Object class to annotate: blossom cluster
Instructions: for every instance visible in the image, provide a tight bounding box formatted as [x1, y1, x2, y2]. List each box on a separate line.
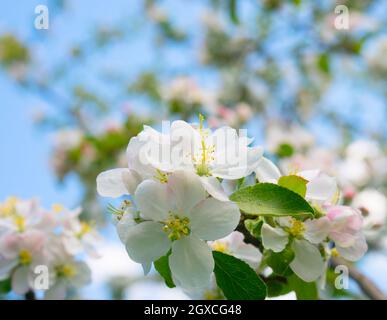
[0, 197, 100, 299]
[97, 117, 369, 296]
[265, 122, 387, 242]
[255, 157, 367, 282]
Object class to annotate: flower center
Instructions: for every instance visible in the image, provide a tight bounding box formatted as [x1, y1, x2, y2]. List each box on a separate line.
[14, 215, 26, 232]
[211, 241, 228, 253]
[288, 219, 305, 237]
[57, 264, 76, 278]
[154, 169, 168, 183]
[193, 114, 214, 177]
[52, 203, 64, 213]
[1, 197, 18, 216]
[330, 248, 340, 258]
[19, 249, 32, 265]
[162, 215, 190, 241]
[76, 221, 93, 239]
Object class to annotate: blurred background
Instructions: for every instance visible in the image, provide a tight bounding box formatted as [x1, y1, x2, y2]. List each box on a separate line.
[0, 0, 386, 299]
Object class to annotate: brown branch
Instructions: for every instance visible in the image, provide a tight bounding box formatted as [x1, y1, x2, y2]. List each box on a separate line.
[331, 258, 386, 300]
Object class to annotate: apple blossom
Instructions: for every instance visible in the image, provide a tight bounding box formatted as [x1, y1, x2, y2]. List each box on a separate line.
[97, 118, 370, 299]
[0, 197, 98, 299]
[352, 189, 387, 240]
[325, 205, 368, 261]
[97, 117, 263, 201]
[261, 218, 327, 282]
[110, 170, 240, 290]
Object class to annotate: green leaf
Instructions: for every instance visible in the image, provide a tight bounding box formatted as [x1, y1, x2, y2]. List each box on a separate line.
[0, 278, 11, 294]
[266, 246, 295, 276]
[230, 183, 315, 217]
[317, 53, 330, 75]
[288, 274, 318, 300]
[276, 143, 294, 158]
[213, 251, 267, 300]
[236, 177, 245, 190]
[154, 253, 175, 288]
[292, 0, 302, 6]
[265, 276, 292, 298]
[278, 175, 308, 197]
[229, 0, 239, 24]
[244, 218, 263, 238]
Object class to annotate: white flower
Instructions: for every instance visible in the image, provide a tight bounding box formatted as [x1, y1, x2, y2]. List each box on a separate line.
[265, 121, 314, 155]
[351, 189, 387, 239]
[97, 118, 263, 201]
[0, 230, 46, 294]
[119, 170, 240, 290]
[52, 129, 83, 151]
[61, 211, 102, 258]
[260, 218, 327, 282]
[325, 205, 368, 261]
[0, 198, 98, 299]
[45, 259, 91, 300]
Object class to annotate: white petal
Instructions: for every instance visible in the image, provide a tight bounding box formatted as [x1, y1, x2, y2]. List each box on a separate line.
[297, 170, 320, 181]
[142, 262, 152, 276]
[12, 266, 30, 295]
[62, 236, 82, 256]
[116, 211, 136, 243]
[169, 235, 214, 289]
[122, 169, 142, 194]
[261, 223, 289, 252]
[96, 168, 133, 198]
[305, 173, 337, 202]
[126, 135, 156, 178]
[135, 180, 170, 221]
[124, 221, 171, 264]
[290, 239, 324, 282]
[0, 258, 18, 280]
[71, 261, 91, 287]
[168, 171, 206, 214]
[190, 198, 240, 240]
[255, 157, 281, 183]
[210, 146, 263, 180]
[337, 235, 368, 261]
[199, 176, 229, 202]
[304, 217, 331, 244]
[227, 232, 263, 269]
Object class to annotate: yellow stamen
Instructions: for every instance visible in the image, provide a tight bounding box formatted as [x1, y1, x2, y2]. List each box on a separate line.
[19, 249, 32, 265]
[162, 216, 190, 241]
[0, 196, 18, 216]
[288, 219, 305, 237]
[52, 203, 64, 213]
[154, 169, 168, 183]
[288, 165, 300, 176]
[76, 221, 92, 238]
[331, 248, 340, 258]
[14, 215, 26, 232]
[211, 241, 228, 253]
[57, 264, 76, 278]
[195, 114, 213, 176]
